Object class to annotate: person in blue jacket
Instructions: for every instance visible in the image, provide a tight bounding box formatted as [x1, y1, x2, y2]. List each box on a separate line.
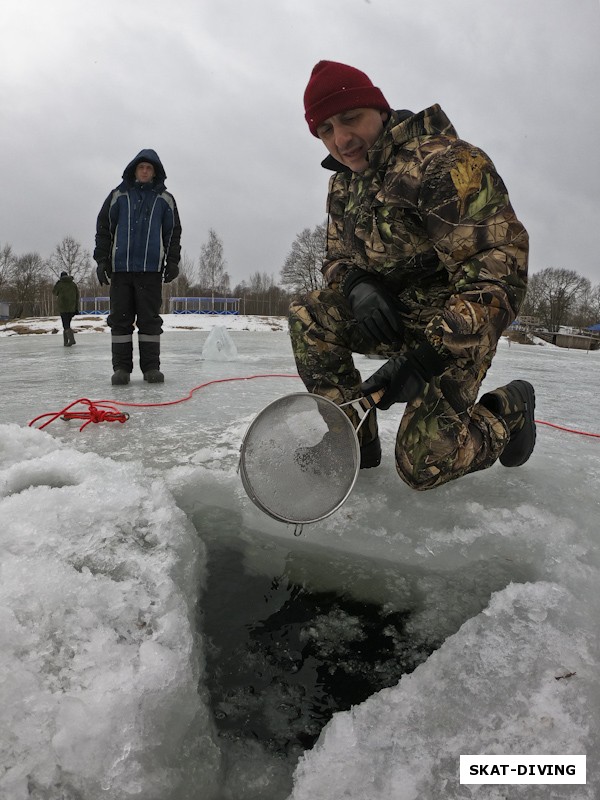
[94, 149, 182, 385]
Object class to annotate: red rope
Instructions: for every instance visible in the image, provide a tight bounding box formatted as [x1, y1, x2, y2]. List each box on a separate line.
[535, 419, 600, 439]
[94, 374, 299, 410]
[29, 398, 130, 432]
[27, 374, 600, 440]
[28, 374, 299, 432]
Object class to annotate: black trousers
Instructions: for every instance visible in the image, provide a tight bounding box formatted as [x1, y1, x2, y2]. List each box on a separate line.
[108, 272, 163, 372]
[60, 312, 76, 330]
[108, 272, 163, 335]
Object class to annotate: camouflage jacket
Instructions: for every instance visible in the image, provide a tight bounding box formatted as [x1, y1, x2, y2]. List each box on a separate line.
[322, 105, 529, 362]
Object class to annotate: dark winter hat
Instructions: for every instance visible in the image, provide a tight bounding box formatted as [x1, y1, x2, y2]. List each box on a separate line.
[304, 61, 391, 137]
[60, 271, 68, 277]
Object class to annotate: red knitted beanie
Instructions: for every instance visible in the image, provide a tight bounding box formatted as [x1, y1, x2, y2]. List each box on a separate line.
[304, 61, 391, 137]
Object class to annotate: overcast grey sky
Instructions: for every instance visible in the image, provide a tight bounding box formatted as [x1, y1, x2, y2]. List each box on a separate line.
[1, 0, 599, 288]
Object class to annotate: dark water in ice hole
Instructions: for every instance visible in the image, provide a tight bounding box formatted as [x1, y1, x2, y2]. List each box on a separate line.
[197, 529, 446, 797]
[192, 504, 534, 800]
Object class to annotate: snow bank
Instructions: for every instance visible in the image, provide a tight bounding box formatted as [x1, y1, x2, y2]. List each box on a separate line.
[0, 424, 220, 800]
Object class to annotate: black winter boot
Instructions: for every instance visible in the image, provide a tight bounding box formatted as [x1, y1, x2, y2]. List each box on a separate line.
[357, 403, 381, 468]
[111, 336, 134, 374]
[139, 336, 163, 382]
[63, 330, 71, 347]
[143, 369, 164, 383]
[296, 431, 382, 473]
[111, 369, 130, 386]
[360, 436, 381, 469]
[111, 336, 133, 385]
[67, 329, 76, 346]
[295, 432, 337, 475]
[480, 380, 536, 467]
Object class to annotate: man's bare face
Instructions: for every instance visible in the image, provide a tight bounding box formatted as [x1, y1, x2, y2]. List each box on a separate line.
[316, 108, 387, 172]
[135, 162, 155, 183]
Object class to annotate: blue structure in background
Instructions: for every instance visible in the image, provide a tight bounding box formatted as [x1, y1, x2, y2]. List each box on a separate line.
[80, 297, 110, 315]
[79, 296, 241, 316]
[169, 297, 240, 315]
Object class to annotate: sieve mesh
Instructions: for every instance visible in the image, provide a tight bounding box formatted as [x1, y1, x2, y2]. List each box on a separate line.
[239, 393, 360, 524]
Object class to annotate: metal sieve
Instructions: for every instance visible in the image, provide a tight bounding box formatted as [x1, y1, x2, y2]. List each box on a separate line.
[239, 391, 380, 530]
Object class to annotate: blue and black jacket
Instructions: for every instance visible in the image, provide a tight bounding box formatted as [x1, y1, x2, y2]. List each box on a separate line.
[94, 149, 182, 274]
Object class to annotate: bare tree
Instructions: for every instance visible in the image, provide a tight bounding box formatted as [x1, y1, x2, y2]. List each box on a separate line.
[588, 285, 600, 323]
[198, 229, 230, 308]
[179, 251, 197, 288]
[47, 236, 92, 283]
[0, 243, 14, 291]
[248, 271, 275, 294]
[280, 221, 327, 294]
[7, 252, 47, 317]
[525, 268, 591, 331]
[231, 272, 291, 316]
[162, 251, 195, 307]
[572, 282, 600, 328]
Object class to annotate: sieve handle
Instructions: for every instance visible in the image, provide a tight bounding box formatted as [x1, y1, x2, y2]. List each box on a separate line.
[358, 389, 385, 411]
[339, 389, 385, 434]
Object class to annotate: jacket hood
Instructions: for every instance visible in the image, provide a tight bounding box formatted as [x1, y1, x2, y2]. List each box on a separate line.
[122, 149, 167, 188]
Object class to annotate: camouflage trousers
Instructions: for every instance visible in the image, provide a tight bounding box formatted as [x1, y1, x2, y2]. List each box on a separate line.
[289, 288, 509, 491]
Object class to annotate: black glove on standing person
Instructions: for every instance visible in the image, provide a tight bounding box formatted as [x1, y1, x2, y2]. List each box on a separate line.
[163, 262, 179, 283]
[341, 269, 408, 346]
[360, 343, 448, 409]
[96, 262, 111, 286]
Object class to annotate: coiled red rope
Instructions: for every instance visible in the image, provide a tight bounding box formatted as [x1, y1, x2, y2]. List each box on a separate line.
[28, 373, 600, 439]
[29, 399, 131, 432]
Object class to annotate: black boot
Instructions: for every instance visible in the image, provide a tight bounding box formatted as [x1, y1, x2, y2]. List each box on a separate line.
[296, 432, 381, 473]
[67, 328, 76, 346]
[139, 336, 163, 383]
[295, 432, 337, 475]
[111, 370, 130, 386]
[356, 404, 381, 469]
[111, 335, 133, 385]
[480, 380, 536, 467]
[63, 330, 71, 347]
[360, 436, 382, 469]
[143, 369, 164, 383]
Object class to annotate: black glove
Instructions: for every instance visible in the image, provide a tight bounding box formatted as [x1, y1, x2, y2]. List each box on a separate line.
[341, 269, 407, 346]
[360, 343, 448, 410]
[96, 262, 111, 286]
[163, 262, 179, 283]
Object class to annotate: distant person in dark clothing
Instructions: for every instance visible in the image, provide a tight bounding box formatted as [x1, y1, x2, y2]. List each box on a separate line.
[52, 271, 79, 347]
[93, 148, 182, 385]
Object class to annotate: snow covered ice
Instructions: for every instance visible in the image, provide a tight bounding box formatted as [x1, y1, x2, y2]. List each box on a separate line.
[1, 315, 599, 800]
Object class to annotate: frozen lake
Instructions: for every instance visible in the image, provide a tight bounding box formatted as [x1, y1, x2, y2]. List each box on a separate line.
[1, 323, 599, 799]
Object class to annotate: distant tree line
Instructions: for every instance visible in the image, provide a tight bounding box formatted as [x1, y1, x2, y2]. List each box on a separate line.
[279, 225, 600, 332]
[520, 268, 600, 332]
[0, 230, 295, 319]
[0, 238, 93, 319]
[1, 227, 598, 330]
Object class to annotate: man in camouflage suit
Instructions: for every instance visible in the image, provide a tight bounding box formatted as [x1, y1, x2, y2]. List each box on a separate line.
[289, 60, 535, 490]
